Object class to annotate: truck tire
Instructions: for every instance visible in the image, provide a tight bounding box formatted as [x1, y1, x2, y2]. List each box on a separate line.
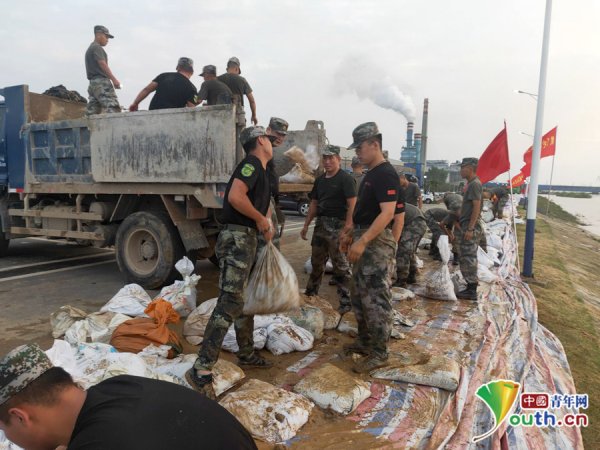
[115, 211, 184, 289]
[298, 201, 310, 217]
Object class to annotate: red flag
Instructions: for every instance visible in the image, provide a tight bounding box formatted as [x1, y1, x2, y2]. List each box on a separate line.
[522, 127, 558, 165]
[476, 125, 510, 184]
[511, 171, 527, 187]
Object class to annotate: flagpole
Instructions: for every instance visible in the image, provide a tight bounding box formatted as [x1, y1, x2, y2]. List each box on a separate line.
[545, 154, 556, 215]
[508, 171, 521, 273]
[523, 0, 552, 278]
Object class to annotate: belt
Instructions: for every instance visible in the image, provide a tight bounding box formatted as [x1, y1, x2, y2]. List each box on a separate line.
[354, 223, 392, 230]
[224, 224, 257, 234]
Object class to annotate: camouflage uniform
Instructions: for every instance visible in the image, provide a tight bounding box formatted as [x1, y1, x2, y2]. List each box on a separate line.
[195, 227, 265, 371]
[455, 222, 484, 284]
[350, 229, 397, 358]
[395, 214, 427, 282]
[0, 344, 54, 405]
[258, 198, 280, 249]
[86, 77, 120, 115]
[305, 216, 352, 308]
[424, 208, 448, 254]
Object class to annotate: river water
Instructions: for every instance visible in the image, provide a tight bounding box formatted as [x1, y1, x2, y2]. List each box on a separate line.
[547, 194, 600, 237]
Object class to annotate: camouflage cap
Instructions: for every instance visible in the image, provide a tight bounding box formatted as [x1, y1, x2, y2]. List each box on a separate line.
[0, 344, 53, 406]
[461, 157, 479, 167]
[94, 25, 114, 39]
[268, 117, 289, 135]
[227, 56, 241, 74]
[322, 145, 341, 156]
[348, 122, 381, 149]
[200, 64, 216, 76]
[351, 156, 361, 166]
[239, 126, 270, 146]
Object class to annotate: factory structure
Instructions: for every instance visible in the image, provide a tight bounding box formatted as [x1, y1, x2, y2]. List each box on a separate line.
[400, 99, 429, 186]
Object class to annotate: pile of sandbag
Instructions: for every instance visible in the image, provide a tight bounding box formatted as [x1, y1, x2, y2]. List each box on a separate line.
[280, 146, 319, 184]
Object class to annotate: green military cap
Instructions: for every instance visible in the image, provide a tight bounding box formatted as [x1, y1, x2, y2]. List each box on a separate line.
[227, 56, 241, 74]
[239, 126, 273, 146]
[0, 344, 54, 405]
[322, 145, 341, 156]
[200, 64, 216, 76]
[268, 117, 289, 135]
[94, 25, 114, 39]
[348, 122, 381, 149]
[177, 57, 194, 69]
[351, 156, 361, 166]
[461, 157, 479, 167]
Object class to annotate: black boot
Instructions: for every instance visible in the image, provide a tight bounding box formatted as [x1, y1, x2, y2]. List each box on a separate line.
[452, 252, 460, 266]
[457, 283, 478, 300]
[406, 270, 417, 284]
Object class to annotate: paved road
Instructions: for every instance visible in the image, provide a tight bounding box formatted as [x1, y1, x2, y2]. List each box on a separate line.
[0, 214, 310, 354]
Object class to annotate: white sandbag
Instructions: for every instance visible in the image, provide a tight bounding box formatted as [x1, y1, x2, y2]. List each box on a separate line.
[486, 233, 503, 250]
[212, 359, 246, 396]
[45, 339, 81, 378]
[415, 256, 424, 269]
[370, 354, 461, 392]
[418, 237, 432, 249]
[284, 304, 325, 340]
[293, 363, 371, 415]
[477, 246, 495, 268]
[486, 247, 502, 266]
[222, 327, 268, 353]
[337, 313, 358, 337]
[100, 283, 151, 316]
[64, 320, 89, 345]
[244, 242, 301, 315]
[304, 144, 320, 171]
[220, 379, 314, 443]
[303, 257, 334, 274]
[50, 305, 87, 338]
[279, 163, 315, 184]
[154, 256, 200, 317]
[86, 312, 131, 343]
[478, 264, 499, 284]
[392, 286, 415, 301]
[265, 323, 314, 355]
[301, 294, 341, 329]
[183, 298, 218, 345]
[422, 236, 457, 301]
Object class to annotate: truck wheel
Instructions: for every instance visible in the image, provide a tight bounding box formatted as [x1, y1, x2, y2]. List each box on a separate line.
[0, 233, 9, 257]
[115, 211, 184, 289]
[298, 201, 310, 217]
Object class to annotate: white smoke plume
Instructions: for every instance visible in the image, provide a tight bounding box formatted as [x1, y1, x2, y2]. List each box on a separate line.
[334, 54, 416, 122]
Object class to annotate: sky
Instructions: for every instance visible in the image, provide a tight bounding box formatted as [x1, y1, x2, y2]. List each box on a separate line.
[1, 0, 599, 185]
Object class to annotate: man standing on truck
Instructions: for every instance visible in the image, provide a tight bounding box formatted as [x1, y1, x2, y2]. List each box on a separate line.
[265, 117, 289, 248]
[341, 122, 403, 374]
[85, 25, 121, 115]
[301, 145, 356, 314]
[186, 126, 276, 399]
[197, 64, 233, 106]
[129, 57, 198, 111]
[218, 57, 257, 125]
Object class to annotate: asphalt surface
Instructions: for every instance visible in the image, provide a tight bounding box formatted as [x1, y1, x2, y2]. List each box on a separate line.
[0, 214, 310, 355]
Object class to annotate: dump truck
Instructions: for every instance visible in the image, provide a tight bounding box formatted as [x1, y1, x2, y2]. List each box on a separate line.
[0, 85, 325, 288]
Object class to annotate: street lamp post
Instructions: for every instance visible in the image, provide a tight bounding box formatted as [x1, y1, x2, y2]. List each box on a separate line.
[523, 0, 553, 278]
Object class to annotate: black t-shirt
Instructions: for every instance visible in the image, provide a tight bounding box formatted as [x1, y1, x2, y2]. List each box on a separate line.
[217, 73, 252, 106]
[402, 182, 421, 206]
[222, 155, 270, 229]
[267, 159, 279, 203]
[198, 79, 233, 105]
[309, 170, 356, 219]
[68, 375, 257, 450]
[353, 161, 403, 226]
[149, 72, 197, 110]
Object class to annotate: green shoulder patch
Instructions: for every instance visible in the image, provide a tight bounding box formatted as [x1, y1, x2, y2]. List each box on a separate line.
[241, 163, 256, 177]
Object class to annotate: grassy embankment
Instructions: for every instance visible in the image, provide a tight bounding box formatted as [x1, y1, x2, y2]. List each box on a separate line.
[516, 198, 600, 448]
[539, 191, 593, 199]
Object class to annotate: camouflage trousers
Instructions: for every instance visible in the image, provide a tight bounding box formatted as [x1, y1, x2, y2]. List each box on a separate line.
[86, 78, 120, 115]
[395, 218, 427, 281]
[258, 197, 280, 249]
[305, 217, 351, 307]
[424, 210, 444, 251]
[195, 226, 264, 371]
[455, 221, 484, 284]
[350, 228, 397, 358]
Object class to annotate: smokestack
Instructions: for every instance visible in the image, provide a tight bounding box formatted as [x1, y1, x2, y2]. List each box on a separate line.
[406, 122, 414, 148]
[421, 99, 429, 173]
[414, 133, 422, 161]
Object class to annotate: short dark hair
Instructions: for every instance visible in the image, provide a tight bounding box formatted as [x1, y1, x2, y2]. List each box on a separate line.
[0, 367, 74, 423]
[242, 137, 259, 153]
[365, 135, 382, 147]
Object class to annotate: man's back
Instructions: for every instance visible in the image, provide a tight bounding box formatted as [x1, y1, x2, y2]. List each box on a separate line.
[85, 42, 108, 80]
[199, 79, 233, 105]
[403, 182, 421, 206]
[218, 73, 252, 106]
[68, 375, 257, 450]
[149, 72, 197, 110]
